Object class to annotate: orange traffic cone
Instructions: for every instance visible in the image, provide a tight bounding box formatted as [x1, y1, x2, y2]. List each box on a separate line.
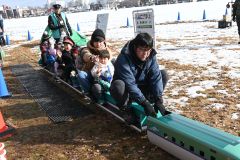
[0, 112, 15, 139]
[0, 143, 6, 160]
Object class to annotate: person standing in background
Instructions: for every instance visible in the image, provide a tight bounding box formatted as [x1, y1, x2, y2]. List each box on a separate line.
[0, 14, 6, 46]
[48, 3, 72, 43]
[232, 0, 240, 44]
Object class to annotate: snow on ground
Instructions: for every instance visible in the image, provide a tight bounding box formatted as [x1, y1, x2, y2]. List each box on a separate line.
[187, 86, 207, 98]
[232, 113, 239, 120]
[211, 103, 225, 110]
[237, 104, 240, 108]
[4, 0, 231, 40]
[2, 0, 240, 120]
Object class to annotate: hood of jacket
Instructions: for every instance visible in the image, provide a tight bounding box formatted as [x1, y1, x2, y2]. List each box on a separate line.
[121, 40, 157, 69]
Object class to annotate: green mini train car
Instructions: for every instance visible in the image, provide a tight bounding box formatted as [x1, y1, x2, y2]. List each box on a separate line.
[99, 79, 163, 131]
[99, 80, 240, 160]
[147, 114, 240, 160]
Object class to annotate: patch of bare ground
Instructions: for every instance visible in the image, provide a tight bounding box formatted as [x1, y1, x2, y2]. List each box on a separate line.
[107, 40, 124, 57]
[156, 38, 178, 47]
[159, 60, 208, 98]
[227, 48, 240, 51]
[160, 58, 240, 136]
[207, 36, 236, 46]
[1, 42, 177, 159]
[204, 25, 215, 29]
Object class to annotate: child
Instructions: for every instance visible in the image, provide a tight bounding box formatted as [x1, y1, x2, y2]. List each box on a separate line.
[70, 46, 80, 87]
[52, 44, 65, 81]
[90, 49, 114, 103]
[46, 48, 57, 70]
[91, 50, 114, 83]
[40, 31, 51, 67]
[60, 36, 77, 85]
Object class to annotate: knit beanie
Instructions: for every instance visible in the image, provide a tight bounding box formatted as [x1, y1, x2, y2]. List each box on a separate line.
[42, 31, 51, 41]
[91, 29, 105, 42]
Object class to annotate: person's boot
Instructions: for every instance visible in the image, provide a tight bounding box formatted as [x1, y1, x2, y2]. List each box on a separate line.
[53, 74, 60, 83]
[238, 35, 240, 44]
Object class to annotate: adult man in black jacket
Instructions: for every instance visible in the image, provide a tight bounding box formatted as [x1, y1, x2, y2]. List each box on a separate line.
[110, 33, 169, 124]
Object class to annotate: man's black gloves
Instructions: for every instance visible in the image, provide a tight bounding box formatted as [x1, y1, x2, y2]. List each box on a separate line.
[141, 100, 156, 117]
[154, 97, 167, 116]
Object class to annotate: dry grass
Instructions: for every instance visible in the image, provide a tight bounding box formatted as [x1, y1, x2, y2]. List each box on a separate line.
[1, 42, 177, 159]
[1, 35, 239, 159]
[158, 57, 240, 136]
